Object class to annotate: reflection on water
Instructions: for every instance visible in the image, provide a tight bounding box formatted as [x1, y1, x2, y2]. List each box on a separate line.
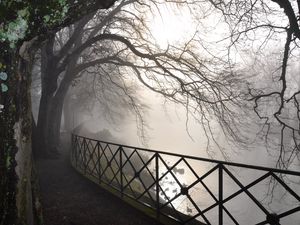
[148, 154, 300, 225]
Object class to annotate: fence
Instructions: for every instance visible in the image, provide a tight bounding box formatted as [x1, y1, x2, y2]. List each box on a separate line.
[71, 133, 300, 225]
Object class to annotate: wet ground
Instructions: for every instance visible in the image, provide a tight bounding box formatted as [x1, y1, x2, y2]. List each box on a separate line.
[36, 139, 162, 225]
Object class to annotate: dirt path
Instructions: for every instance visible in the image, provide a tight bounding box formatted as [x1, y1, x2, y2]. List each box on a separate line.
[36, 142, 162, 225]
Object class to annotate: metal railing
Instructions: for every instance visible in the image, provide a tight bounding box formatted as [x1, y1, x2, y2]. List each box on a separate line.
[71, 133, 300, 225]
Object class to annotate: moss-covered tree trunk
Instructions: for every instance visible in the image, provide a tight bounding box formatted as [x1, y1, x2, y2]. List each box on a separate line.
[0, 40, 37, 225]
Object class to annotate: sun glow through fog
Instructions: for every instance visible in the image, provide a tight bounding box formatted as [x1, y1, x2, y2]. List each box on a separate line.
[149, 5, 196, 49]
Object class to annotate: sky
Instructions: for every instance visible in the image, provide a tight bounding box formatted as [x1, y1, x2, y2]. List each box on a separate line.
[148, 4, 197, 49]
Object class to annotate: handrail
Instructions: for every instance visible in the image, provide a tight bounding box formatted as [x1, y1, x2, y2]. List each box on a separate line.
[71, 133, 300, 225]
[72, 134, 300, 176]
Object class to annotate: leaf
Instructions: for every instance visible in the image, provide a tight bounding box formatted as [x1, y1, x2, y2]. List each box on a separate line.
[17, 8, 29, 18]
[0, 72, 8, 81]
[1, 83, 8, 92]
[43, 15, 50, 23]
[9, 42, 16, 49]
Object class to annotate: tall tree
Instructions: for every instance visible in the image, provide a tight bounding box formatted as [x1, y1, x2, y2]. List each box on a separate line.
[0, 1, 116, 224]
[33, 0, 244, 158]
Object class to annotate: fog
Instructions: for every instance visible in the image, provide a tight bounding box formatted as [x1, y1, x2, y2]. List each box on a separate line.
[67, 87, 278, 167]
[53, 78, 300, 224]
[29, 1, 300, 224]
[67, 96, 300, 224]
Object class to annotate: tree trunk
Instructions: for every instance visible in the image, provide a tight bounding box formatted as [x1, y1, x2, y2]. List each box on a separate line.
[38, 48, 79, 156]
[63, 92, 74, 132]
[35, 90, 52, 156]
[47, 93, 66, 153]
[44, 73, 73, 156]
[0, 39, 40, 225]
[34, 40, 59, 157]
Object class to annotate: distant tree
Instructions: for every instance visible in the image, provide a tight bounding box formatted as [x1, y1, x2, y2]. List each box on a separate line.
[62, 63, 145, 134]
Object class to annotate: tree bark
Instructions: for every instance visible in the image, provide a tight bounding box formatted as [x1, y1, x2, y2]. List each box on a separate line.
[35, 90, 52, 156]
[34, 39, 60, 157]
[0, 40, 37, 225]
[37, 67, 73, 157]
[63, 92, 74, 132]
[36, 40, 80, 156]
[47, 87, 69, 154]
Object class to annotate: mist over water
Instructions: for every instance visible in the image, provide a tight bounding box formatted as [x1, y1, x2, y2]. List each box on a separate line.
[73, 90, 209, 157]
[67, 87, 300, 225]
[72, 87, 277, 167]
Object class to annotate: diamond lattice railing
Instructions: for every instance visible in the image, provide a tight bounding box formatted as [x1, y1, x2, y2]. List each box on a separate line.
[71, 134, 300, 225]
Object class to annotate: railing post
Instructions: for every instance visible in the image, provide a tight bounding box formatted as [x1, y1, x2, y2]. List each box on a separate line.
[70, 134, 73, 161]
[155, 152, 160, 219]
[84, 139, 87, 174]
[98, 142, 102, 184]
[267, 213, 280, 225]
[120, 146, 123, 197]
[74, 135, 78, 167]
[219, 164, 223, 225]
[71, 134, 74, 164]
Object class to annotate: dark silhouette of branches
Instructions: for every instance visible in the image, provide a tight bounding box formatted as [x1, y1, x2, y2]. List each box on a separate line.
[33, 0, 300, 166]
[33, 0, 248, 158]
[205, 0, 300, 168]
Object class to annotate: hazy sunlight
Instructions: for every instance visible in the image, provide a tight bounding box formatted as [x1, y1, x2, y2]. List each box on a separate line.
[149, 5, 196, 48]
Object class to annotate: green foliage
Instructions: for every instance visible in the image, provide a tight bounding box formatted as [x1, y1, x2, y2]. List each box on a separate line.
[0, 72, 8, 114]
[42, 0, 69, 26]
[5, 152, 11, 168]
[0, 8, 29, 48]
[0, 0, 70, 49]
[1, 83, 8, 92]
[0, 71, 8, 80]
[0, 69, 8, 113]
[0, 0, 71, 116]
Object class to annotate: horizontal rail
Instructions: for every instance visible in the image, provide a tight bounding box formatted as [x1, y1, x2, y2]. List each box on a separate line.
[73, 133, 300, 176]
[71, 133, 300, 225]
